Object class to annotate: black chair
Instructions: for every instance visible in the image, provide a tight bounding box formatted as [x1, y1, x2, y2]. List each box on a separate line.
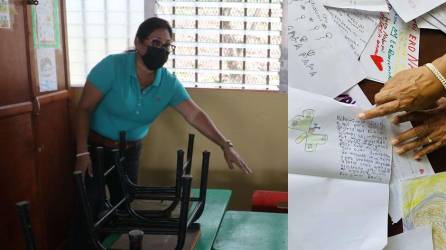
[74, 135, 210, 250]
[115, 133, 208, 223]
[16, 201, 37, 250]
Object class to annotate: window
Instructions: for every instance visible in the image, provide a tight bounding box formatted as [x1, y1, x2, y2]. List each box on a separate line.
[66, 0, 144, 86]
[66, 0, 283, 90]
[153, 0, 283, 90]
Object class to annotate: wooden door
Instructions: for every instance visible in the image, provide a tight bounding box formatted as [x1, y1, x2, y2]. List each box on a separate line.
[0, 1, 74, 249]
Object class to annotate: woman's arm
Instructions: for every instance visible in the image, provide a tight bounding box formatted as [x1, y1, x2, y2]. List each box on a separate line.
[75, 82, 104, 177]
[174, 99, 253, 174]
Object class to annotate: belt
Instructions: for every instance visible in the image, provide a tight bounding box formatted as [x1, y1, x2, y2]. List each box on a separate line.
[88, 131, 140, 149]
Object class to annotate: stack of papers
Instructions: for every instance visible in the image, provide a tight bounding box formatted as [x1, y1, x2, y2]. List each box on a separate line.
[288, 88, 392, 250]
[287, 0, 444, 249]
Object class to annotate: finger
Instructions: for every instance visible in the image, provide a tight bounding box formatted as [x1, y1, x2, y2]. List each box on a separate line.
[359, 100, 401, 120]
[413, 141, 444, 160]
[225, 157, 235, 170]
[392, 125, 430, 145]
[239, 160, 253, 174]
[392, 111, 427, 124]
[374, 90, 397, 105]
[394, 136, 434, 155]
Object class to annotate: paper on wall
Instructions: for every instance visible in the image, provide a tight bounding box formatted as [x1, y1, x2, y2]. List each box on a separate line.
[288, 0, 366, 97]
[0, 0, 10, 29]
[323, 0, 389, 12]
[360, 8, 420, 83]
[383, 226, 434, 250]
[327, 7, 380, 58]
[32, 0, 61, 48]
[36, 48, 58, 92]
[388, 0, 446, 23]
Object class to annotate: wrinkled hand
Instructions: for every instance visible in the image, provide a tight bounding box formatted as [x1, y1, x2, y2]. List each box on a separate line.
[391, 98, 446, 160]
[75, 155, 93, 178]
[359, 65, 445, 120]
[223, 147, 253, 174]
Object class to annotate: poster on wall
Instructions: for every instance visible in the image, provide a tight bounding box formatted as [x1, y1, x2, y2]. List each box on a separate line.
[0, 0, 11, 29]
[32, 0, 61, 48]
[36, 48, 58, 92]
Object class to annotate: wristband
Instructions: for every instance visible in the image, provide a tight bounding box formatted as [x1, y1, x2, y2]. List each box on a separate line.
[76, 152, 90, 158]
[426, 63, 446, 91]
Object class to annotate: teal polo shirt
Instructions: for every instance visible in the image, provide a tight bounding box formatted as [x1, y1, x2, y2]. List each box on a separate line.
[87, 52, 190, 141]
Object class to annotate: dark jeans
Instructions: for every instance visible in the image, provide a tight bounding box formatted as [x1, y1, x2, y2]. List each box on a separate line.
[71, 142, 142, 250]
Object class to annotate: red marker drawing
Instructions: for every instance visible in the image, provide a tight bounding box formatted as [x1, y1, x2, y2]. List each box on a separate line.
[370, 54, 384, 71]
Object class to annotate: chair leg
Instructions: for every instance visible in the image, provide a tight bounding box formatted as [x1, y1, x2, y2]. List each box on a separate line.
[176, 175, 192, 250]
[192, 151, 210, 223]
[16, 201, 36, 250]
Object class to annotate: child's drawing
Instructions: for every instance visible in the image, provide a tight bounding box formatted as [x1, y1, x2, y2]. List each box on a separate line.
[289, 109, 328, 152]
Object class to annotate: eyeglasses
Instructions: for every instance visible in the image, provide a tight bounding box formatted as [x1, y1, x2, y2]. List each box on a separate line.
[149, 39, 176, 53]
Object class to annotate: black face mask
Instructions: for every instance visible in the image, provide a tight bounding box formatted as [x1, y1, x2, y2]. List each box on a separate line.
[141, 46, 169, 71]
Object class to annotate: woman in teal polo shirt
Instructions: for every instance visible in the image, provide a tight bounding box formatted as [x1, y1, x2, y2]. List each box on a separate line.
[75, 17, 252, 177]
[72, 17, 252, 249]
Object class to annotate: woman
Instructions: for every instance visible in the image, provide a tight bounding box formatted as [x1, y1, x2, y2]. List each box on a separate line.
[72, 17, 252, 249]
[359, 54, 446, 160]
[76, 17, 252, 177]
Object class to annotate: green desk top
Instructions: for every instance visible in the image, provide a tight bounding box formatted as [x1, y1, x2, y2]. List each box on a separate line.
[212, 211, 288, 250]
[194, 189, 232, 250]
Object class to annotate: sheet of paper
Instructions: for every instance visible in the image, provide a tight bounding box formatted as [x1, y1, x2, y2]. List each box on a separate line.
[388, 0, 446, 22]
[32, 0, 61, 48]
[323, 0, 389, 12]
[402, 173, 446, 250]
[388, 121, 435, 224]
[336, 84, 373, 108]
[327, 7, 380, 58]
[288, 0, 366, 97]
[417, 17, 440, 30]
[421, 13, 446, 34]
[36, 48, 58, 92]
[384, 226, 434, 250]
[288, 87, 392, 183]
[289, 173, 389, 250]
[360, 8, 420, 83]
[0, 0, 10, 29]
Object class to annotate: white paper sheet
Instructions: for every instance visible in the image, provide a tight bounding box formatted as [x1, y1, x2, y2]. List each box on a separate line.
[388, 0, 446, 22]
[421, 13, 446, 34]
[360, 8, 420, 83]
[388, 121, 435, 224]
[289, 173, 389, 250]
[289, 87, 392, 183]
[384, 226, 433, 250]
[323, 0, 389, 12]
[288, 0, 366, 97]
[36, 48, 58, 92]
[327, 7, 380, 58]
[417, 17, 440, 30]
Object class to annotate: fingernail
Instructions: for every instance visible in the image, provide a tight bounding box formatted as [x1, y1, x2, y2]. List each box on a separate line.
[391, 139, 399, 145]
[396, 148, 404, 154]
[391, 117, 398, 124]
[358, 113, 365, 119]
